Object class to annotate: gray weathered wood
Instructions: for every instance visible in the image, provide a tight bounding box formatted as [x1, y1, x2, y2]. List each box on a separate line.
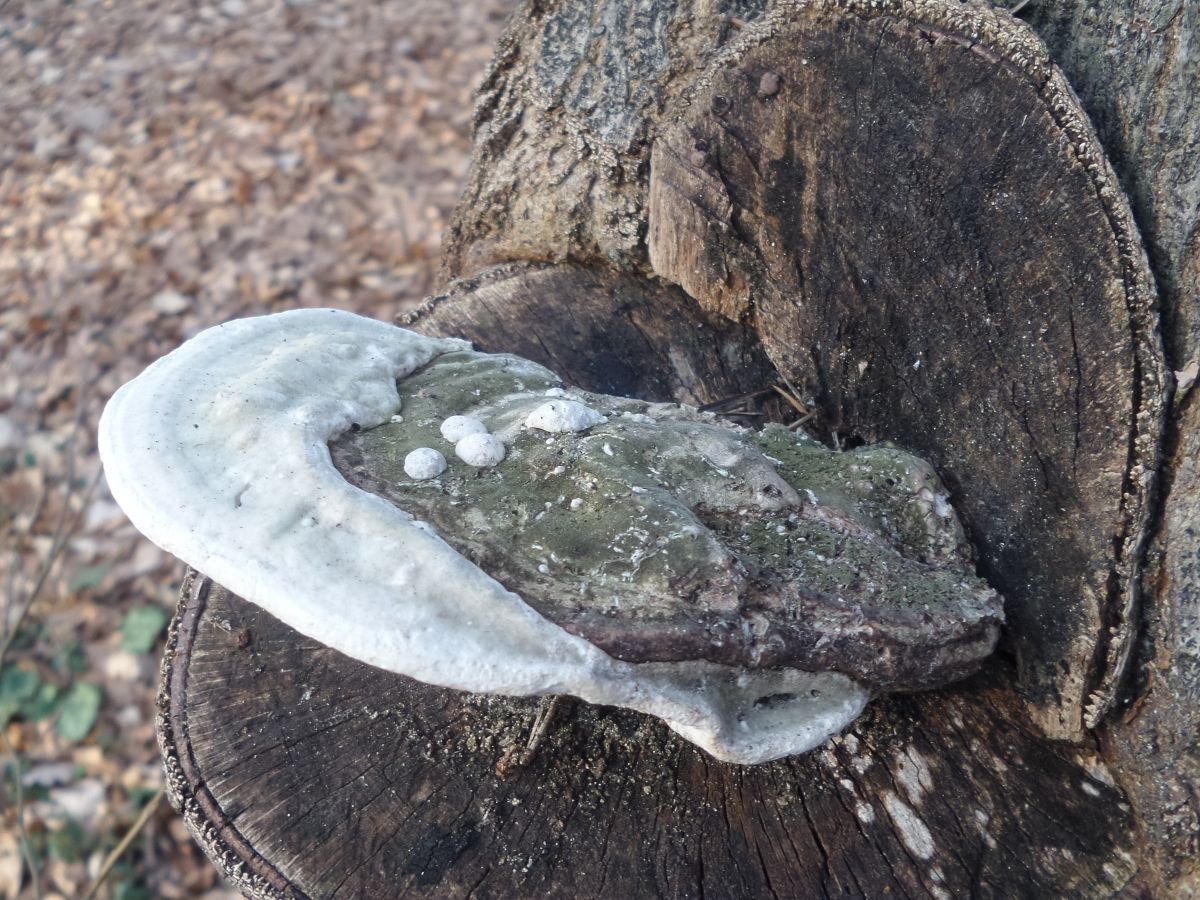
[644, 0, 1166, 743]
[159, 571, 1141, 899]
[1017, 5, 1200, 889]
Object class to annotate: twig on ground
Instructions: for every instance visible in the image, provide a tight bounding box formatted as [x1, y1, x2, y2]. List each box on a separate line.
[0, 381, 98, 670]
[788, 411, 817, 430]
[2, 729, 41, 900]
[0, 468, 101, 672]
[772, 383, 809, 417]
[83, 789, 165, 900]
[495, 695, 567, 777]
[697, 386, 774, 413]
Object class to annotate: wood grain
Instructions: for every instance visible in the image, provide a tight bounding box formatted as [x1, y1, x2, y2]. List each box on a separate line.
[159, 571, 1140, 899]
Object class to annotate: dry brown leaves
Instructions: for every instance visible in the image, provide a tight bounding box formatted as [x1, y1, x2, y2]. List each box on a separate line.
[0, 0, 514, 894]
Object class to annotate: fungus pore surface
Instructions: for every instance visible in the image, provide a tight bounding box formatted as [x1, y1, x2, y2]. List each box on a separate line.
[100, 309, 1000, 763]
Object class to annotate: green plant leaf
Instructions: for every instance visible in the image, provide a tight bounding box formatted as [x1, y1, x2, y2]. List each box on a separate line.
[52, 640, 88, 675]
[56, 682, 102, 742]
[121, 606, 168, 654]
[68, 563, 111, 593]
[21, 681, 60, 722]
[0, 666, 42, 726]
[0, 666, 40, 701]
[49, 819, 89, 863]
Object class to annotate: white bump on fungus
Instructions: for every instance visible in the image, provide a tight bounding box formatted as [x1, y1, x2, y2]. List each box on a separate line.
[98, 309, 869, 765]
[882, 791, 935, 860]
[403, 448, 447, 481]
[525, 399, 606, 434]
[440, 415, 488, 443]
[455, 432, 506, 467]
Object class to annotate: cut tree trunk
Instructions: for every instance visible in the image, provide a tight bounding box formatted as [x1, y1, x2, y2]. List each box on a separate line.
[158, 0, 1200, 896]
[1019, 3, 1200, 887]
[161, 572, 1140, 900]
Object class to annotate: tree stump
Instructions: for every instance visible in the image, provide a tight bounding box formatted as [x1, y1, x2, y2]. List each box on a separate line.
[160, 571, 1139, 899]
[153, 0, 1200, 895]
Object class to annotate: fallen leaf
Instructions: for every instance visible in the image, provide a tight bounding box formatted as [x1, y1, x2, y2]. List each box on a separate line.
[56, 682, 103, 743]
[121, 606, 169, 654]
[68, 564, 111, 594]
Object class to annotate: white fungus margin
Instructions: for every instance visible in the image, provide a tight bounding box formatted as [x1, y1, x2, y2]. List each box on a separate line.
[98, 308, 867, 764]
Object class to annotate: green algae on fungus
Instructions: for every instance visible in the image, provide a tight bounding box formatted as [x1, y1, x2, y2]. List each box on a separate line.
[332, 351, 1001, 693]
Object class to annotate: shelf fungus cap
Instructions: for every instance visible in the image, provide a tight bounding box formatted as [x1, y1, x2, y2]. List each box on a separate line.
[99, 309, 1001, 764]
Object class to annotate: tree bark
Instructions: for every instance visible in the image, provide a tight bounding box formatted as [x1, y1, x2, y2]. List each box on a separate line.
[157, 0, 1200, 895]
[1020, 3, 1200, 890]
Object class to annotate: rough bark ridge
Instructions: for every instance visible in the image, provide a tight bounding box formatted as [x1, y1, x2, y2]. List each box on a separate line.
[1020, 3, 1200, 889]
[441, 0, 771, 278]
[1027, 1, 1200, 373]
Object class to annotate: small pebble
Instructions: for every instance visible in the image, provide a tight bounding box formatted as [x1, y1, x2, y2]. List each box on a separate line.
[404, 448, 447, 480]
[570, 498, 583, 509]
[456, 433, 506, 467]
[440, 415, 487, 443]
[390, 414, 404, 424]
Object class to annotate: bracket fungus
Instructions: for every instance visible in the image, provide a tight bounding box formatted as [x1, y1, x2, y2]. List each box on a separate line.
[100, 308, 1000, 764]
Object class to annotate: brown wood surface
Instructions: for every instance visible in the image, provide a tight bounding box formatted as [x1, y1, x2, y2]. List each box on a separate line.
[645, 0, 1166, 744]
[439, 0, 754, 280]
[1020, 3, 1200, 888]
[405, 262, 779, 408]
[160, 570, 1141, 900]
